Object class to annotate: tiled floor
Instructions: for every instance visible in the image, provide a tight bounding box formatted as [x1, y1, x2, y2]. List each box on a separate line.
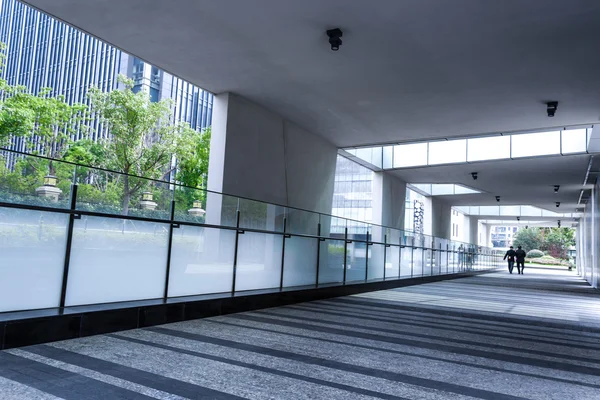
[1, 266, 599, 399]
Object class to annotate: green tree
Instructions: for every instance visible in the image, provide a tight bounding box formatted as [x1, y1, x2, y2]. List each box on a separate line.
[88, 75, 197, 215]
[1, 42, 87, 172]
[540, 227, 575, 259]
[175, 126, 210, 189]
[512, 227, 542, 253]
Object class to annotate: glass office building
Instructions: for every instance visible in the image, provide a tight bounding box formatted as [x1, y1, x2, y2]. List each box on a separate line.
[0, 0, 213, 152]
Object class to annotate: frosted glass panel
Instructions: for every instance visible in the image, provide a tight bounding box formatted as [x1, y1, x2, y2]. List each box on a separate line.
[428, 139, 467, 165]
[411, 184, 432, 195]
[0, 208, 67, 312]
[367, 244, 385, 280]
[467, 136, 510, 162]
[385, 245, 400, 279]
[561, 129, 587, 154]
[318, 240, 346, 284]
[512, 131, 560, 158]
[346, 241, 367, 282]
[235, 232, 283, 292]
[479, 206, 500, 215]
[282, 236, 318, 287]
[354, 147, 382, 168]
[383, 146, 393, 169]
[521, 206, 542, 216]
[431, 184, 455, 195]
[66, 216, 169, 306]
[500, 206, 521, 216]
[400, 236, 413, 278]
[168, 226, 235, 297]
[393, 143, 428, 168]
[286, 208, 319, 236]
[239, 198, 285, 231]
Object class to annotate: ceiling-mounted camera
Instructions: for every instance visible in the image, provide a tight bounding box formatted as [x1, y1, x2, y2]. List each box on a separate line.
[471, 172, 478, 180]
[326, 28, 343, 51]
[546, 101, 558, 117]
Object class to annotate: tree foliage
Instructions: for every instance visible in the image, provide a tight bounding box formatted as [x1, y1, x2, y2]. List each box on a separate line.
[1, 43, 211, 216]
[1, 42, 87, 171]
[88, 75, 199, 214]
[513, 227, 575, 259]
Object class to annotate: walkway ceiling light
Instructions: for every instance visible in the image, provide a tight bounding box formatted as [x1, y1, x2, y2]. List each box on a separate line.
[546, 101, 558, 117]
[326, 28, 343, 51]
[554, 185, 560, 193]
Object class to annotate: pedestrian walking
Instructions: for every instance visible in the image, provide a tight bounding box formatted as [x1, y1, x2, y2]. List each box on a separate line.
[503, 246, 516, 274]
[515, 245, 527, 274]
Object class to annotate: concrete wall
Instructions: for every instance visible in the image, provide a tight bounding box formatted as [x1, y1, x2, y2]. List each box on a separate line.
[578, 179, 599, 288]
[207, 93, 338, 214]
[372, 172, 407, 230]
[431, 198, 452, 240]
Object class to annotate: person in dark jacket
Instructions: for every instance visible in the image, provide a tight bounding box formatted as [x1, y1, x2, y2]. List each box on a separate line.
[515, 245, 527, 274]
[503, 246, 516, 274]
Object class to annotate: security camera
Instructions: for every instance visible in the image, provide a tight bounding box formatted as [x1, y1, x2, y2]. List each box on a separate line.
[546, 101, 558, 117]
[556, 202, 560, 208]
[554, 185, 560, 193]
[517, 217, 520, 221]
[495, 196, 500, 202]
[326, 28, 343, 51]
[471, 172, 478, 180]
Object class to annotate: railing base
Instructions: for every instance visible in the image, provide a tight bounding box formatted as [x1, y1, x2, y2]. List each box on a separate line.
[0, 269, 497, 350]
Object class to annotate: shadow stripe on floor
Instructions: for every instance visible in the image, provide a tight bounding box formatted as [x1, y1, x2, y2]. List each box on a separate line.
[0, 352, 155, 400]
[330, 297, 600, 333]
[254, 310, 600, 364]
[284, 304, 600, 351]
[226, 313, 600, 376]
[108, 333, 410, 400]
[24, 345, 246, 400]
[207, 318, 600, 390]
[148, 326, 528, 400]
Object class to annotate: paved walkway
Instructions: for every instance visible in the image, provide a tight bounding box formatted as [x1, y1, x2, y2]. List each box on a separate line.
[1, 266, 599, 399]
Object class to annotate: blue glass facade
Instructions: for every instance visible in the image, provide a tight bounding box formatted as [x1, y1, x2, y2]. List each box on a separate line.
[0, 0, 213, 149]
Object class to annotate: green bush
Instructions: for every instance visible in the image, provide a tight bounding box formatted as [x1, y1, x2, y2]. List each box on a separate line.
[526, 249, 544, 258]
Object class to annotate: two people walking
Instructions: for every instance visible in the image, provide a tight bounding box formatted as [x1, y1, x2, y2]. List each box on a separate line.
[503, 245, 527, 274]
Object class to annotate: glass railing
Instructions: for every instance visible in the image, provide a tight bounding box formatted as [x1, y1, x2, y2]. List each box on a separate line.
[0, 148, 504, 313]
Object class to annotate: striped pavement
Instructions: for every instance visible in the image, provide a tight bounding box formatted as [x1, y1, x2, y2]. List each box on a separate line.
[1, 266, 599, 399]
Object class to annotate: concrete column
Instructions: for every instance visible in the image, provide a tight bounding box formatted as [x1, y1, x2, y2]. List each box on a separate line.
[372, 172, 407, 230]
[207, 92, 338, 213]
[469, 217, 479, 245]
[431, 198, 452, 240]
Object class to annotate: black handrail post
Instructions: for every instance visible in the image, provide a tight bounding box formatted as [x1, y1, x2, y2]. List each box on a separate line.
[232, 208, 242, 294]
[59, 183, 78, 309]
[342, 227, 349, 284]
[279, 217, 288, 291]
[364, 232, 370, 282]
[315, 222, 322, 287]
[382, 234, 387, 281]
[163, 199, 176, 300]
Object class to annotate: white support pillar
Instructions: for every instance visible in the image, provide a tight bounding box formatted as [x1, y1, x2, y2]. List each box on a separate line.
[431, 198, 452, 240]
[207, 92, 338, 213]
[372, 172, 407, 231]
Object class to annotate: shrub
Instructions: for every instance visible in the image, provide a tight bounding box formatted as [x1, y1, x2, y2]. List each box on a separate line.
[526, 249, 544, 258]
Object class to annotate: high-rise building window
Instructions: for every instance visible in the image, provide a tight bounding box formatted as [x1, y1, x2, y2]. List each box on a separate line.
[331, 155, 373, 234]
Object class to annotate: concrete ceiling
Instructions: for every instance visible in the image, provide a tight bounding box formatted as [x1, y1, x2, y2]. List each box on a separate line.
[393, 153, 591, 212]
[21, 0, 600, 148]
